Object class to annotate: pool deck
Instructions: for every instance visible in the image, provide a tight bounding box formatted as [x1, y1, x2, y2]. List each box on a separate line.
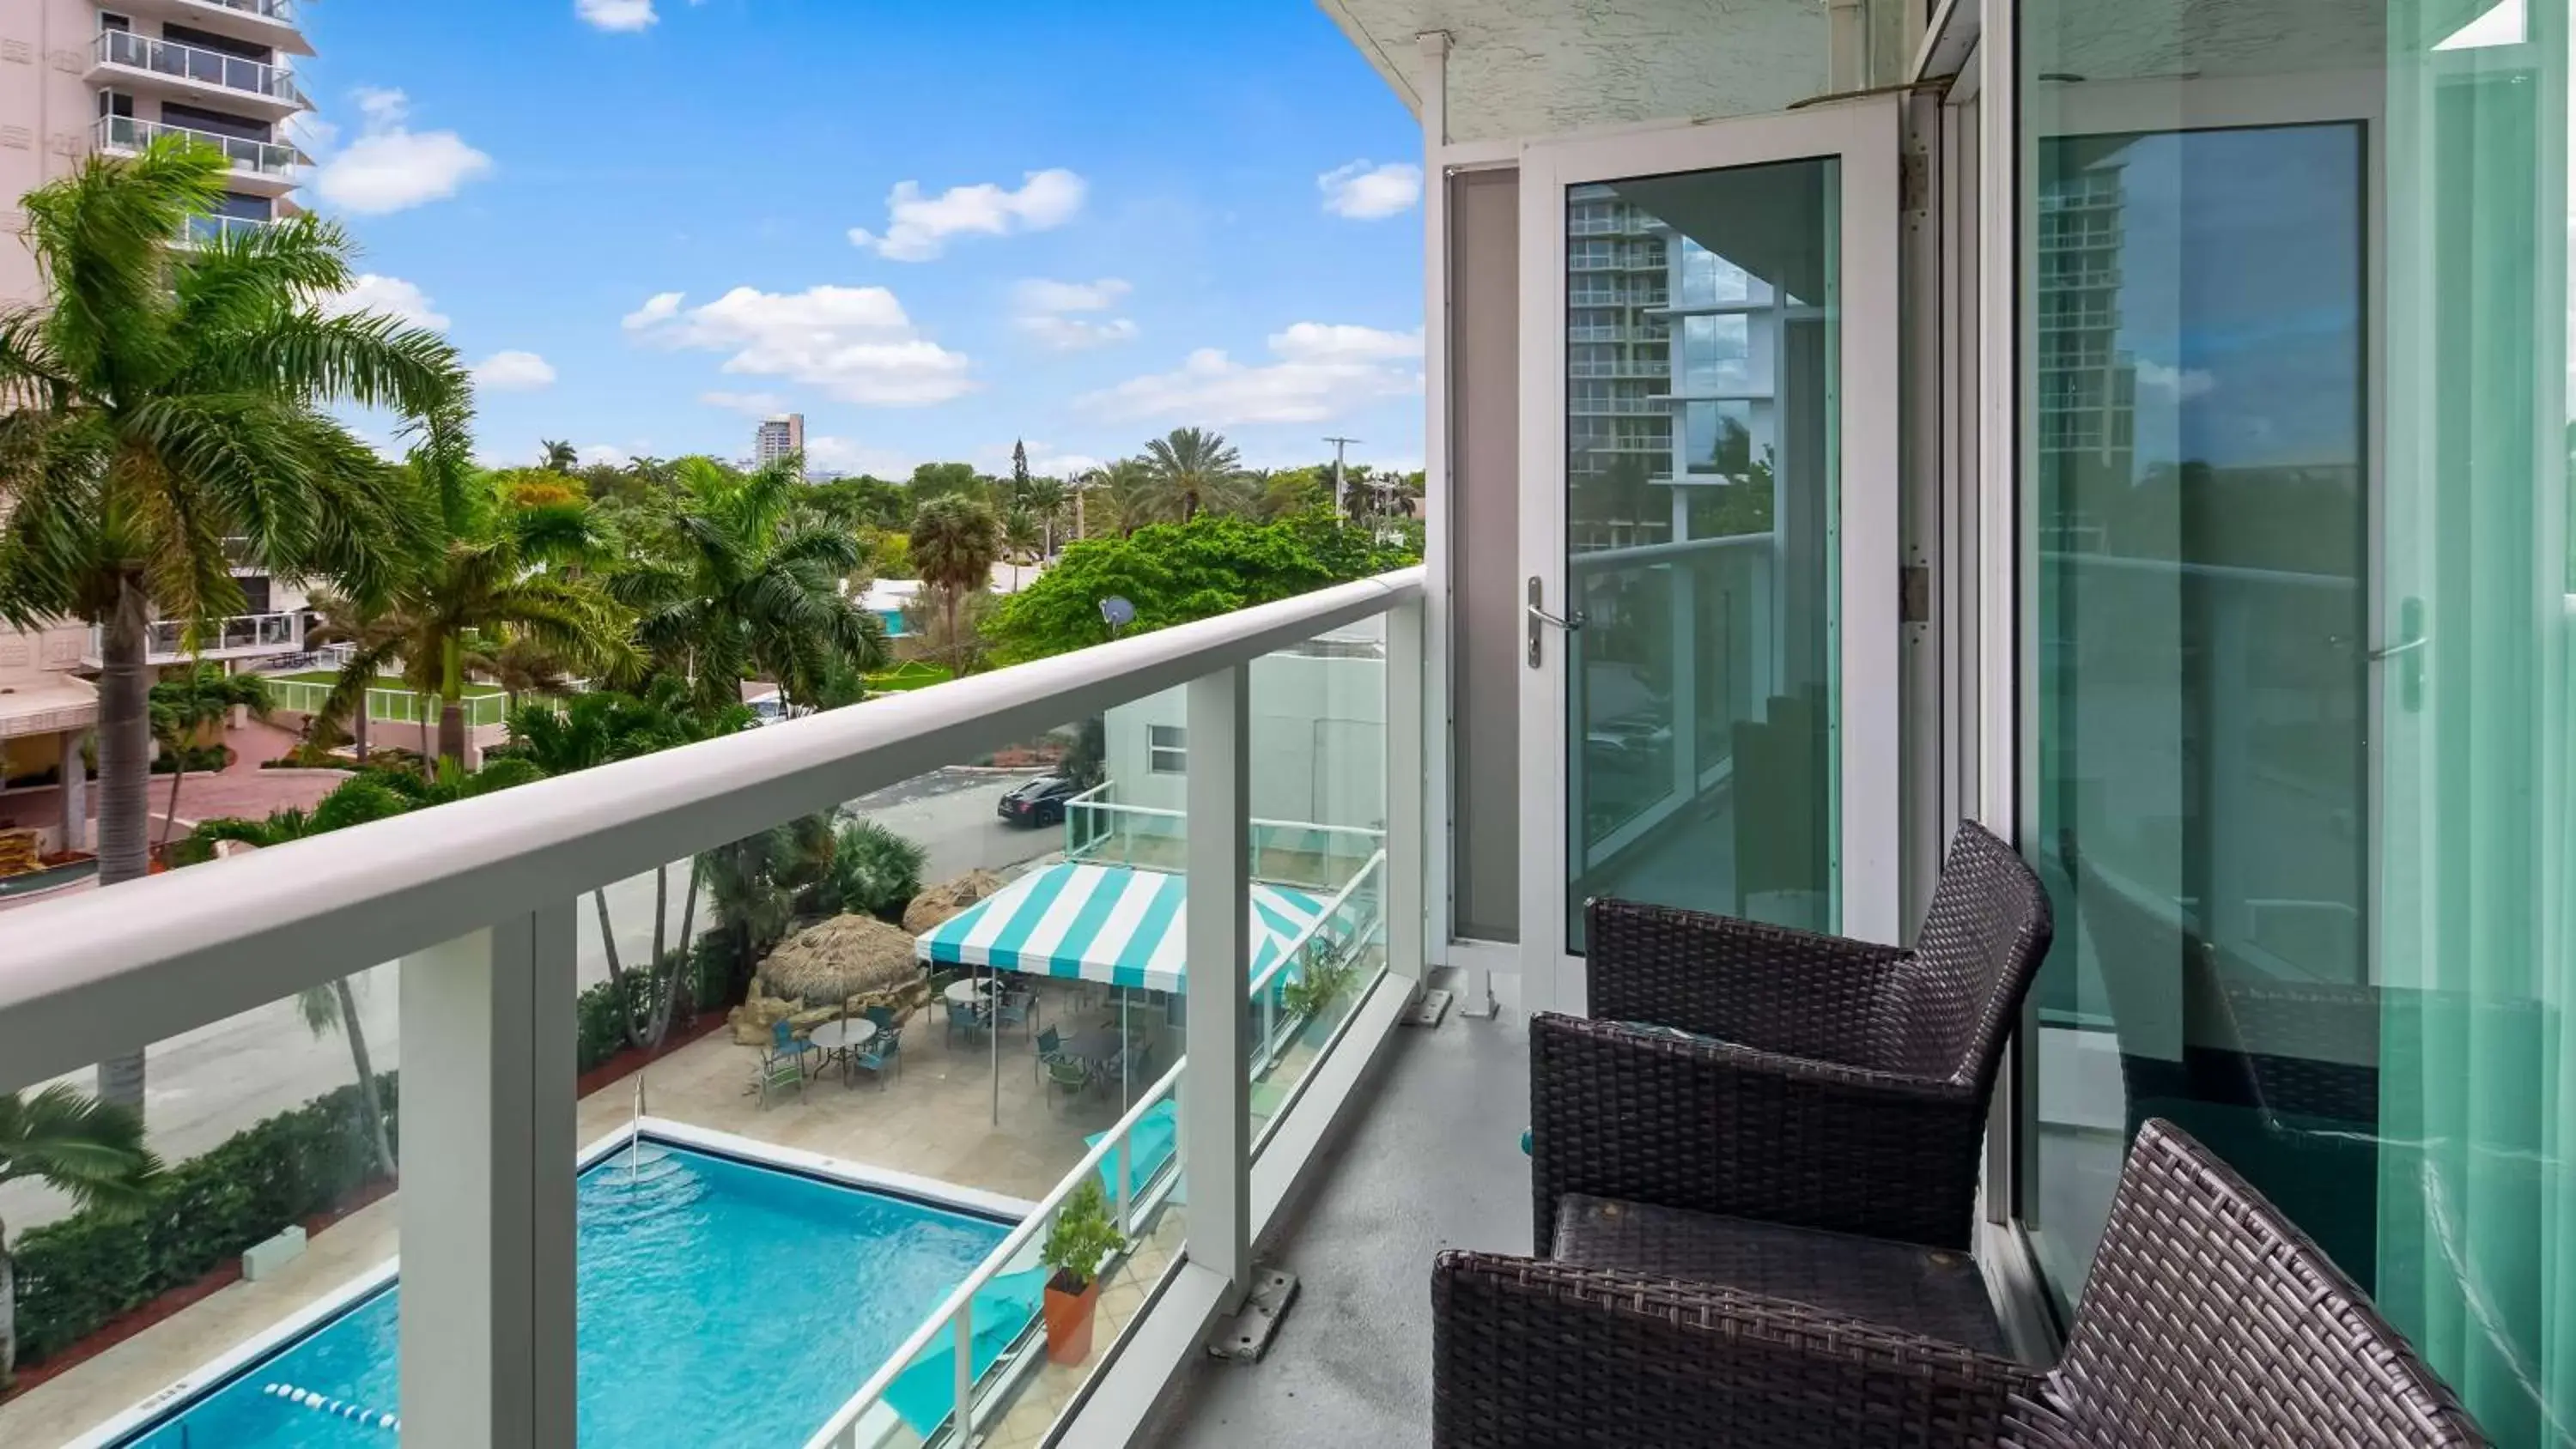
[0, 983, 1151, 1447]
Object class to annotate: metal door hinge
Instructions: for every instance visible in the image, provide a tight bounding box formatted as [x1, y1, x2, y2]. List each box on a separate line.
[1900, 564, 1932, 624]
[1899, 152, 1929, 215]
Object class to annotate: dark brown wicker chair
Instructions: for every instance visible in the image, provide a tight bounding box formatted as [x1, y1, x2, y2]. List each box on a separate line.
[1432, 1119, 2488, 1448]
[1532, 820, 2050, 1256]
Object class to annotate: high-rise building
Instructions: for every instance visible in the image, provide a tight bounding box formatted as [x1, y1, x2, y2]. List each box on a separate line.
[755, 413, 805, 469]
[0, 0, 317, 852]
[0, 0, 314, 306]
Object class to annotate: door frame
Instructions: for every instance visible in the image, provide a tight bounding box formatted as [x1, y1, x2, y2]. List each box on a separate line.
[1514, 97, 1906, 1015]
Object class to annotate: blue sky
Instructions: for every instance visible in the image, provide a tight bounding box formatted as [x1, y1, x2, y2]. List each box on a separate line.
[291, 0, 1425, 479]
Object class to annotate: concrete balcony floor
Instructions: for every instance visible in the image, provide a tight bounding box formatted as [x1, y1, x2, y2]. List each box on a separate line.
[1145, 983, 1534, 1447]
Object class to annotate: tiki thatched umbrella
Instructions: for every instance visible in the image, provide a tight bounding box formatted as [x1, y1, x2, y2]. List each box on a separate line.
[758, 913, 920, 1008]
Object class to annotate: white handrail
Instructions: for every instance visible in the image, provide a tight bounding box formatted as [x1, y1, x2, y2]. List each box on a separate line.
[1571, 530, 1774, 572]
[1249, 849, 1386, 998]
[0, 568, 1423, 1097]
[800, 1058, 1188, 1449]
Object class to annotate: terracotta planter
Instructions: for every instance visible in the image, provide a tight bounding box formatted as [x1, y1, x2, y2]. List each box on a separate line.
[1042, 1270, 1101, 1365]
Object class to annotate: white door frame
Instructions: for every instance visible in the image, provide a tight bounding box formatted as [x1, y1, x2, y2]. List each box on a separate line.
[1515, 97, 1905, 1016]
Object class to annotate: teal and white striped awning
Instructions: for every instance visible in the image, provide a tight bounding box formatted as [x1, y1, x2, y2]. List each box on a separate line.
[911, 862, 1330, 995]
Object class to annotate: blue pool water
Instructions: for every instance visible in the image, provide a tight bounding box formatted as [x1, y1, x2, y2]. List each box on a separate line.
[118, 1143, 1012, 1448]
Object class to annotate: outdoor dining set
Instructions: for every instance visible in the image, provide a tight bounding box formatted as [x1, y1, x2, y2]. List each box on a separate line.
[754, 1004, 905, 1106]
[1432, 821, 2491, 1446]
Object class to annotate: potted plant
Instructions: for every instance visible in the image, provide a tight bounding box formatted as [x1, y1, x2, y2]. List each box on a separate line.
[1279, 955, 1358, 1046]
[1039, 1178, 1123, 1364]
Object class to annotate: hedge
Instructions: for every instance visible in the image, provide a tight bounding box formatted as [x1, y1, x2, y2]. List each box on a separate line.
[574, 937, 732, 1075]
[10, 1074, 398, 1367]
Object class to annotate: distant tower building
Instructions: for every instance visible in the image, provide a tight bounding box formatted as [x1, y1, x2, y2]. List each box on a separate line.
[755, 413, 806, 470]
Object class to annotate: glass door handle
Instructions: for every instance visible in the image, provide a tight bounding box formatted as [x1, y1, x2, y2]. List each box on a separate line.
[2372, 597, 2427, 712]
[2366, 635, 2426, 661]
[1527, 577, 1585, 669]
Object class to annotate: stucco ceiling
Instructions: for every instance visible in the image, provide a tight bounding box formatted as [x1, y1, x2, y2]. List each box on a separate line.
[1320, 0, 1832, 144]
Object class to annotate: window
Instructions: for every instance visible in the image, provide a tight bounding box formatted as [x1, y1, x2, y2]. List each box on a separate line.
[1147, 725, 1186, 775]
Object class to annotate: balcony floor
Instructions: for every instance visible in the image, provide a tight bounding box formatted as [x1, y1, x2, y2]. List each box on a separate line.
[1146, 981, 1534, 1447]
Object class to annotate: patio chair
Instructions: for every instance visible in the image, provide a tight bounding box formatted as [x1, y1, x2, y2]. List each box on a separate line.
[755, 1021, 813, 1108]
[1034, 1025, 1070, 1084]
[1431, 1119, 2488, 1448]
[865, 1004, 898, 1034]
[1045, 1057, 1091, 1113]
[995, 985, 1038, 1036]
[1534, 820, 2050, 1253]
[851, 1024, 903, 1089]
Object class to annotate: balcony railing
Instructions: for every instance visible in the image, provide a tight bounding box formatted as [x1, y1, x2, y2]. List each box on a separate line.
[93, 29, 307, 107]
[97, 114, 299, 179]
[0, 567, 1425, 1448]
[88, 609, 303, 662]
[187, 0, 297, 20]
[173, 212, 277, 247]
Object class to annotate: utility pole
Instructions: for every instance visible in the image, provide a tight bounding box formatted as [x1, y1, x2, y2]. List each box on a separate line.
[1323, 436, 1361, 518]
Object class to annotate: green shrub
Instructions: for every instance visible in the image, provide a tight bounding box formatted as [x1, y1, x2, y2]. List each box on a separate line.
[9, 1074, 398, 1367]
[828, 820, 927, 924]
[574, 949, 731, 1074]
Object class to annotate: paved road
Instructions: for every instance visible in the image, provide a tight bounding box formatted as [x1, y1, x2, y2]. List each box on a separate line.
[3, 765, 1060, 1239]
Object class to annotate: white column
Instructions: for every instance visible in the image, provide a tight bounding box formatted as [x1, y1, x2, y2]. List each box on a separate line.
[399, 904, 577, 1448]
[1387, 598, 1427, 986]
[1182, 664, 1251, 1312]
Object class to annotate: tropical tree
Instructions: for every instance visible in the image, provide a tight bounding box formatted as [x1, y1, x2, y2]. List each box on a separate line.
[702, 814, 836, 1001]
[504, 679, 752, 1049]
[301, 589, 404, 762]
[1000, 506, 1042, 590]
[0, 1085, 159, 1386]
[540, 439, 578, 473]
[1085, 457, 1159, 536]
[616, 458, 886, 713]
[1023, 476, 1069, 555]
[1141, 427, 1249, 522]
[909, 494, 1001, 676]
[482, 634, 577, 715]
[147, 663, 272, 847]
[312, 405, 633, 776]
[828, 818, 927, 923]
[0, 136, 457, 1106]
[184, 774, 413, 1181]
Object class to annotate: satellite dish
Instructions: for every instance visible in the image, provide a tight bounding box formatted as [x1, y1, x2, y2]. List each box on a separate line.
[1099, 597, 1137, 635]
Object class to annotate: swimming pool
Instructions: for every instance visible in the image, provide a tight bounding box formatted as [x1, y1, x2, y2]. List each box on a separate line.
[109, 1137, 1015, 1448]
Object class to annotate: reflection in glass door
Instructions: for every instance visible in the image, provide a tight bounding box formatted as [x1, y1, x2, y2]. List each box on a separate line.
[1559, 159, 1843, 952]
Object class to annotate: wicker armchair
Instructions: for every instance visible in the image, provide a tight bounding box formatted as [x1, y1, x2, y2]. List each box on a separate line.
[1433, 1119, 2488, 1448]
[1533, 821, 2051, 1254]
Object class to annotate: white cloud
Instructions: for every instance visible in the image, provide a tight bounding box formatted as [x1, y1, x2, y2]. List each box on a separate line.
[993, 442, 1103, 477]
[472, 350, 557, 391]
[805, 436, 923, 478]
[320, 273, 449, 331]
[2136, 359, 2217, 399]
[623, 292, 684, 330]
[576, 0, 657, 31]
[351, 86, 410, 129]
[310, 88, 491, 215]
[848, 169, 1086, 262]
[1318, 160, 1422, 220]
[580, 441, 640, 466]
[700, 389, 791, 415]
[1081, 323, 1423, 425]
[1012, 276, 1137, 351]
[625, 284, 975, 407]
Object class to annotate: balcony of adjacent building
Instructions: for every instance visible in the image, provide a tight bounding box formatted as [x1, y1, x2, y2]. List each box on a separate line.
[81, 609, 306, 669]
[89, 0, 313, 58]
[88, 30, 309, 120]
[94, 114, 304, 197]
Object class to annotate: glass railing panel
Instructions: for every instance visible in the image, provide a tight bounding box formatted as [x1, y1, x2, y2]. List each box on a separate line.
[1243, 618, 1388, 1149]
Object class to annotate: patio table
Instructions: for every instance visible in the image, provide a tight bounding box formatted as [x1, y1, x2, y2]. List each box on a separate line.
[944, 978, 996, 1011]
[807, 1017, 878, 1082]
[1063, 1028, 1124, 1071]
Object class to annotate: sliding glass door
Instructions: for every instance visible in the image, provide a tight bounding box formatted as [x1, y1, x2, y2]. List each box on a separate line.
[2017, 2, 2576, 1439]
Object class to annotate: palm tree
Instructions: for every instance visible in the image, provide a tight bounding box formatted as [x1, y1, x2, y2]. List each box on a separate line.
[313, 408, 634, 777]
[0, 136, 457, 1106]
[1088, 457, 1159, 536]
[185, 774, 416, 1182]
[702, 813, 835, 1002]
[481, 634, 576, 716]
[618, 458, 885, 713]
[1000, 506, 1042, 590]
[0, 1085, 159, 1386]
[1142, 427, 1248, 522]
[540, 439, 578, 474]
[1022, 476, 1069, 556]
[147, 663, 272, 848]
[505, 679, 747, 1049]
[908, 495, 1001, 675]
[301, 590, 404, 763]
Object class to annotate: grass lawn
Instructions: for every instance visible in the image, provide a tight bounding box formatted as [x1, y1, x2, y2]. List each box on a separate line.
[271, 670, 502, 696]
[864, 661, 954, 692]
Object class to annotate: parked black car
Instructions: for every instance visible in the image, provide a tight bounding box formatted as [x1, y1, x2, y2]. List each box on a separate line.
[998, 775, 1081, 828]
